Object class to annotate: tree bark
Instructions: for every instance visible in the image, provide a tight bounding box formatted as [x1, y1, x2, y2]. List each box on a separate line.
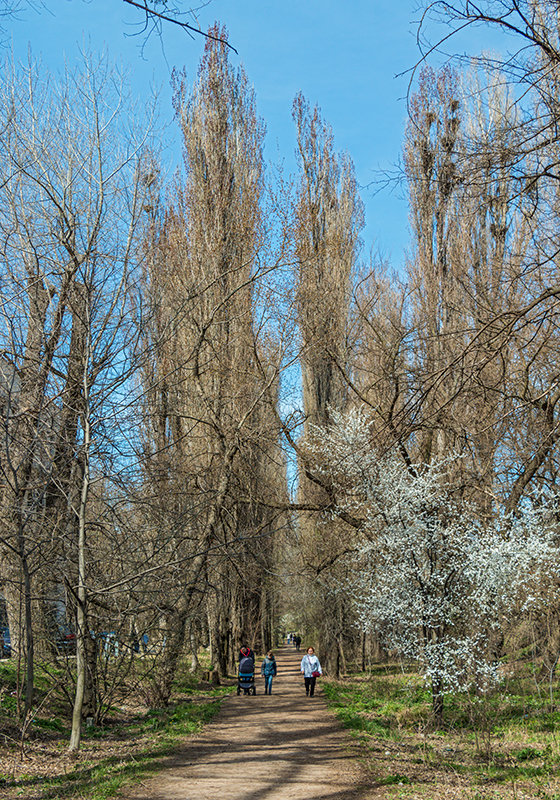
[69, 333, 91, 754]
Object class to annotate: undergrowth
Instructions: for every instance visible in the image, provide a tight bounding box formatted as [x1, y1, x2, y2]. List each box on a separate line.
[0, 653, 231, 800]
[323, 664, 560, 798]
[35, 698, 226, 800]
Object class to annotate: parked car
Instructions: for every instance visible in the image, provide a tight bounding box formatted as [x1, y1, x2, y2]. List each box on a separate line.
[55, 625, 76, 654]
[0, 626, 11, 657]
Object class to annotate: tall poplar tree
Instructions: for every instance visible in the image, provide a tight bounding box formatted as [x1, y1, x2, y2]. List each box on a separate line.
[292, 94, 363, 674]
[142, 25, 283, 686]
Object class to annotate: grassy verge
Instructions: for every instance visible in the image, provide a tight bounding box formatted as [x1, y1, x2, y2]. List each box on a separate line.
[323, 665, 560, 799]
[0, 657, 232, 800]
[35, 694, 228, 800]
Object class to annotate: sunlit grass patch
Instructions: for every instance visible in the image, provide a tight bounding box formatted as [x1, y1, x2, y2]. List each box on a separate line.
[323, 664, 560, 798]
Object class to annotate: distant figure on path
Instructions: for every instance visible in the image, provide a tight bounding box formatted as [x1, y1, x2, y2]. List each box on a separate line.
[260, 650, 277, 694]
[301, 646, 322, 697]
[294, 634, 301, 651]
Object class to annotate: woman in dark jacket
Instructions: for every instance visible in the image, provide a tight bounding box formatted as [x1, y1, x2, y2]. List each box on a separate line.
[239, 646, 255, 663]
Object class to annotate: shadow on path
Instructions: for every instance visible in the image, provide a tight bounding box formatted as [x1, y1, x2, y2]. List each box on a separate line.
[124, 647, 380, 800]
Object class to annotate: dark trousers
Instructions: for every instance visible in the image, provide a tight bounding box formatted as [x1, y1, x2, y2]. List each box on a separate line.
[264, 675, 273, 694]
[304, 676, 316, 696]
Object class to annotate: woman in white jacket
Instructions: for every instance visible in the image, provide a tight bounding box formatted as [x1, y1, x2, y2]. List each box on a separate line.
[300, 646, 322, 696]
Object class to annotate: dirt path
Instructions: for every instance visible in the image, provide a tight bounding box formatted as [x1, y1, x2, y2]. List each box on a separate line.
[124, 647, 379, 800]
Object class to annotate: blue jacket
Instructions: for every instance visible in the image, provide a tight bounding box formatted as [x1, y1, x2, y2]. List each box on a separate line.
[261, 656, 277, 677]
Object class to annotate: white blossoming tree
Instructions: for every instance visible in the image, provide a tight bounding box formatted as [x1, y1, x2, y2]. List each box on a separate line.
[308, 407, 558, 722]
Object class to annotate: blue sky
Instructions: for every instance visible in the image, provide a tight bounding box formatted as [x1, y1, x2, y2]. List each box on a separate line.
[11, 0, 424, 268]
[8, 1, 507, 496]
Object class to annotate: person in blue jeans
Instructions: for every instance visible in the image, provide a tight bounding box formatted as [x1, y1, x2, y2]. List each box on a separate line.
[260, 650, 277, 694]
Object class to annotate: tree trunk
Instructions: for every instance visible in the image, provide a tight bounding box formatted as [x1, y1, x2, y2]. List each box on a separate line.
[22, 564, 33, 722]
[69, 337, 91, 754]
[207, 592, 228, 677]
[84, 625, 99, 724]
[150, 610, 189, 706]
[189, 624, 199, 673]
[431, 677, 444, 726]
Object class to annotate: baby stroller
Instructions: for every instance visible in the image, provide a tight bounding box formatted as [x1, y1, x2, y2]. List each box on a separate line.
[237, 654, 256, 695]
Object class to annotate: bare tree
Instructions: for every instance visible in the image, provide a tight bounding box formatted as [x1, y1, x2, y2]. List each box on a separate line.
[0, 52, 153, 746]
[404, 26, 560, 510]
[290, 94, 364, 675]
[138, 25, 285, 694]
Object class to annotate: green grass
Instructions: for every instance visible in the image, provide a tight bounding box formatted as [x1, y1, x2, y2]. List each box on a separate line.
[27, 694, 228, 799]
[32, 717, 66, 732]
[322, 665, 560, 796]
[322, 667, 431, 741]
[0, 659, 18, 685]
[0, 651, 232, 800]
[381, 774, 411, 786]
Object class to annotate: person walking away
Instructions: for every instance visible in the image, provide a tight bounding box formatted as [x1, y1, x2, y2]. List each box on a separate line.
[260, 650, 277, 694]
[239, 646, 255, 664]
[294, 634, 301, 652]
[301, 646, 322, 696]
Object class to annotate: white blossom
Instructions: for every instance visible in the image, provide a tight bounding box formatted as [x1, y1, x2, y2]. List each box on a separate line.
[308, 407, 560, 697]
